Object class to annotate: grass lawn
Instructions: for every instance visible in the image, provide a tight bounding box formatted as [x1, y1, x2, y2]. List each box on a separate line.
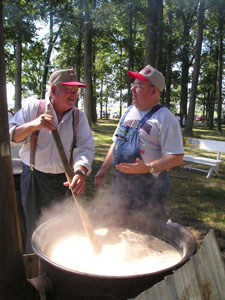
[84, 120, 225, 262]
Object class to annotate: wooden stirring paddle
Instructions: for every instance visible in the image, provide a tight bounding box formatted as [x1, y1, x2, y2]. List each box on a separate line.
[46, 107, 102, 254]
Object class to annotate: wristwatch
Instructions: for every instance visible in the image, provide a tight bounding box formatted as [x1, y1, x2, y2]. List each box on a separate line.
[148, 163, 155, 173]
[74, 169, 86, 176]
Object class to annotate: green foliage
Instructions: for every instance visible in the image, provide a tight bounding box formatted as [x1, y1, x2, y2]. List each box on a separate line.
[3, 0, 38, 42]
[3, 0, 224, 124]
[22, 41, 46, 98]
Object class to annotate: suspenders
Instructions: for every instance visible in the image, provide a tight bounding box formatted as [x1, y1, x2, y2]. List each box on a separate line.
[30, 100, 79, 170]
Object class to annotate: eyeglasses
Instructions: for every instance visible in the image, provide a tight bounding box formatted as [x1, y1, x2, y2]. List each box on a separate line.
[131, 83, 154, 90]
[58, 84, 79, 94]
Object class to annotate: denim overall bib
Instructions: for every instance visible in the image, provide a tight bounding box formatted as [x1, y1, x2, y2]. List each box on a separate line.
[112, 104, 169, 220]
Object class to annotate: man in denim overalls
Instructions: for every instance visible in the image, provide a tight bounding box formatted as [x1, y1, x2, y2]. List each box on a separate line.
[95, 65, 184, 221]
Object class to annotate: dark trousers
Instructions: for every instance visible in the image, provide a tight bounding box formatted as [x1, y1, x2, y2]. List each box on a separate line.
[21, 164, 68, 253]
[111, 170, 170, 221]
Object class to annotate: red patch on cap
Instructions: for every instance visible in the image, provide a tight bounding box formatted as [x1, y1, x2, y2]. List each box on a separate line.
[143, 67, 151, 74]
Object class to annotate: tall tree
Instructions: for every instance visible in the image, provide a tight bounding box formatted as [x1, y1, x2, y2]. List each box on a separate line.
[41, 12, 64, 99]
[155, 0, 163, 70]
[184, 0, 205, 136]
[3, 0, 224, 125]
[39, 0, 73, 98]
[83, 0, 93, 125]
[145, 0, 160, 66]
[177, 0, 199, 123]
[0, 1, 30, 298]
[198, 0, 225, 130]
[3, 0, 38, 111]
[164, 1, 173, 108]
[15, 35, 22, 112]
[215, 1, 224, 134]
[127, 1, 134, 106]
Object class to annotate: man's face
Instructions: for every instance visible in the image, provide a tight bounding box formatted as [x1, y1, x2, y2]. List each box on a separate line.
[131, 79, 158, 110]
[51, 84, 79, 112]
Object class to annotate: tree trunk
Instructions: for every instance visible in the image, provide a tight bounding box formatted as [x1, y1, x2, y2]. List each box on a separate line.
[41, 13, 63, 99]
[83, 0, 93, 126]
[75, 13, 83, 108]
[41, 12, 54, 99]
[76, 13, 83, 83]
[165, 7, 172, 108]
[92, 42, 97, 123]
[119, 43, 123, 116]
[205, 90, 210, 127]
[179, 21, 190, 121]
[208, 90, 215, 130]
[0, 1, 30, 298]
[127, 2, 134, 107]
[155, 0, 163, 70]
[209, 47, 219, 130]
[15, 39, 22, 112]
[184, 0, 205, 136]
[145, 0, 158, 66]
[216, 18, 223, 134]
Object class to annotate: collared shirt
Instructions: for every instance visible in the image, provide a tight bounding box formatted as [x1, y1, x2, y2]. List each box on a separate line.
[9, 97, 95, 174]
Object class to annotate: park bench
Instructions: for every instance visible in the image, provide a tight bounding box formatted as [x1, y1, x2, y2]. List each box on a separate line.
[183, 137, 225, 178]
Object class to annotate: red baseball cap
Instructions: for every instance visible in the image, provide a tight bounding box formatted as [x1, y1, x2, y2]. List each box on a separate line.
[128, 65, 165, 92]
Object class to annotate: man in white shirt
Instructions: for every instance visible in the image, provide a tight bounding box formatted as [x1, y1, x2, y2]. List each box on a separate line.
[9, 69, 95, 253]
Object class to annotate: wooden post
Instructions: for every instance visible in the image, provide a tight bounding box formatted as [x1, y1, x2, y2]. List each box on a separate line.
[0, 1, 39, 299]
